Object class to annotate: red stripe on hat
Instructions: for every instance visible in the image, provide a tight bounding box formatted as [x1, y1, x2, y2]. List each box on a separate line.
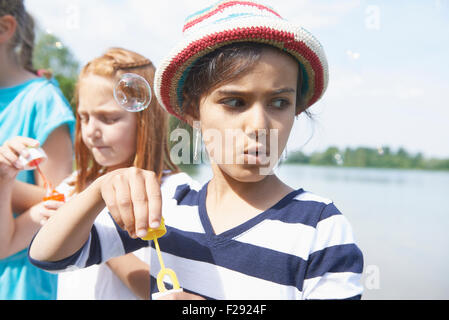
[183, 1, 282, 32]
[160, 27, 324, 118]
[284, 41, 324, 106]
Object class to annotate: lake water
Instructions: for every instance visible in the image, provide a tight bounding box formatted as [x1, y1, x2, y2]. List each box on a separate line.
[190, 164, 449, 300]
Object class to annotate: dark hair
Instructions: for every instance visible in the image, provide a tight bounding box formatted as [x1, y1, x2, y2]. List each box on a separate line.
[0, 0, 35, 72]
[181, 42, 309, 118]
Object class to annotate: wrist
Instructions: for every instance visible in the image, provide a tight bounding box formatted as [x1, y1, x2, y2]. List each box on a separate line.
[90, 175, 107, 200]
[79, 175, 108, 218]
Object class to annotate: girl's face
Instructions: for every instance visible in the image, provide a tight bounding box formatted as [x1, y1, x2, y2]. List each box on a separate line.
[197, 48, 298, 182]
[78, 75, 137, 171]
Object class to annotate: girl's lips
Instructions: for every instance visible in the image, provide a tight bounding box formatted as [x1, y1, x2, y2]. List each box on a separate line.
[243, 145, 269, 156]
[92, 146, 110, 151]
[241, 153, 270, 165]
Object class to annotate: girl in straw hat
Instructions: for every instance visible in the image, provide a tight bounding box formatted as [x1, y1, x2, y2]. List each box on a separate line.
[30, 0, 364, 300]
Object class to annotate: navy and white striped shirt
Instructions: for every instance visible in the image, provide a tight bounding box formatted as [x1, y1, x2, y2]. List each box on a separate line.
[29, 172, 364, 300]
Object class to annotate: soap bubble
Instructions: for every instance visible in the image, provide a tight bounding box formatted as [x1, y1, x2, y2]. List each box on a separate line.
[113, 73, 152, 112]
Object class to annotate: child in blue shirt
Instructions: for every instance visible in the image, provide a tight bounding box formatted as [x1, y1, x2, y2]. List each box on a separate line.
[0, 0, 75, 299]
[29, 0, 363, 299]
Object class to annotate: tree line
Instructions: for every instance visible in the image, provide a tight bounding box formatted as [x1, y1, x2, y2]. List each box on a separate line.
[285, 146, 449, 171]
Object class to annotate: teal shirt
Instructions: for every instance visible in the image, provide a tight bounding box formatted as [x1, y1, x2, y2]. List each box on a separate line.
[0, 78, 75, 300]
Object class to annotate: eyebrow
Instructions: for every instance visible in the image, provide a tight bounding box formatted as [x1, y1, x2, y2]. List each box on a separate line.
[216, 88, 296, 96]
[272, 88, 296, 95]
[77, 109, 123, 115]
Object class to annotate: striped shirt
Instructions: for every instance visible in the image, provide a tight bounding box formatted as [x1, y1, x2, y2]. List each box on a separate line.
[29, 173, 364, 300]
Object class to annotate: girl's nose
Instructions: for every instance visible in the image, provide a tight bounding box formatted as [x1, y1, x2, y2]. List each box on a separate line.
[85, 118, 101, 139]
[244, 103, 270, 138]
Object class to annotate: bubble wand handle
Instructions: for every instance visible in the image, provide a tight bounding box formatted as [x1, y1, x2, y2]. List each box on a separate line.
[35, 163, 52, 196]
[153, 237, 165, 270]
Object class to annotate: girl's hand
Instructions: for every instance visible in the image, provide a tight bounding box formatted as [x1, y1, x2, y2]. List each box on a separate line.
[0, 137, 40, 181]
[29, 200, 65, 225]
[98, 167, 162, 239]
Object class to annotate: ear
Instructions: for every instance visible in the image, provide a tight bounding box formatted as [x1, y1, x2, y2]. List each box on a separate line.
[0, 15, 17, 45]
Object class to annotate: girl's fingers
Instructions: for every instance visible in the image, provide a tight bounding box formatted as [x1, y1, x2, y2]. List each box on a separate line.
[43, 200, 65, 210]
[0, 153, 10, 167]
[40, 208, 57, 219]
[112, 174, 135, 237]
[39, 208, 56, 225]
[128, 168, 149, 238]
[144, 170, 162, 229]
[5, 137, 39, 158]
[0, 146, 21, 168]
[100, 168, 162, 239]
[101, 176, 125, 230]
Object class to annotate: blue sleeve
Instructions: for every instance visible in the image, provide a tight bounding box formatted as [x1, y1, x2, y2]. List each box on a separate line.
[31, 80, 75, 146]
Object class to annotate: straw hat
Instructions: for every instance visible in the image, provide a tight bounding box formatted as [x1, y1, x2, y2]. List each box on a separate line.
[155, 0, 329, 121]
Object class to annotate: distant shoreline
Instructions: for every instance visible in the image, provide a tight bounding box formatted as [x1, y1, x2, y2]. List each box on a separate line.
[284, 146, 449, 172]
[279, 162, 449, 173]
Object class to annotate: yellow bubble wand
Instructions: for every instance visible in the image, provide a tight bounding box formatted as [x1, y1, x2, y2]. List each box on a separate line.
[141, 218, 181, 295]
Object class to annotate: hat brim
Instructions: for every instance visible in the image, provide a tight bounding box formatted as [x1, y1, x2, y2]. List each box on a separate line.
[155, 16, 329, 122]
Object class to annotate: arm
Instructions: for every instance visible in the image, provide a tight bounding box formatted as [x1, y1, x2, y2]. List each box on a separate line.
[29, 167, 163, 264]
[0, 137, 59, 258]
[0, 181, 16, 258]
[0, 199, 63, 259]
[28, 175, 106, 262]
[106, 253, 150, 300]
[35, 124, 74, 188]
[12, 180, 46, 214]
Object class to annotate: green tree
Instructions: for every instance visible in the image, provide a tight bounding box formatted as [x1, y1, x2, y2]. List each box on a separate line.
[32, 32, 79, 111]
[286, 145, 449, 171]
[285, 150, 309, 164]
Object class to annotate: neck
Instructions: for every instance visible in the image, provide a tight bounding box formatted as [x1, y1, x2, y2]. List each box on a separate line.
[208, 163, 292, 209]
[0, 47, 36, 88]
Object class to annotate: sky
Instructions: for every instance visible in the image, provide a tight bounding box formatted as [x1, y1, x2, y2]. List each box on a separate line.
[25, 0, 449, 158]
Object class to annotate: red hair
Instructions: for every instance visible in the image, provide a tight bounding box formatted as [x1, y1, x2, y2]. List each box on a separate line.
[73, 48, 179, 193]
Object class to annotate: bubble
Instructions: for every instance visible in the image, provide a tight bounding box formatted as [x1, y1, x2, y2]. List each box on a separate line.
[113, 73, 152, 112]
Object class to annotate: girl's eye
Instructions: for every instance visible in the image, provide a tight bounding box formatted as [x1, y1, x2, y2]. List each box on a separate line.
[270, 98, 291, 109]
[221, 98, 245, 109]
[102, 116, 120, 124]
